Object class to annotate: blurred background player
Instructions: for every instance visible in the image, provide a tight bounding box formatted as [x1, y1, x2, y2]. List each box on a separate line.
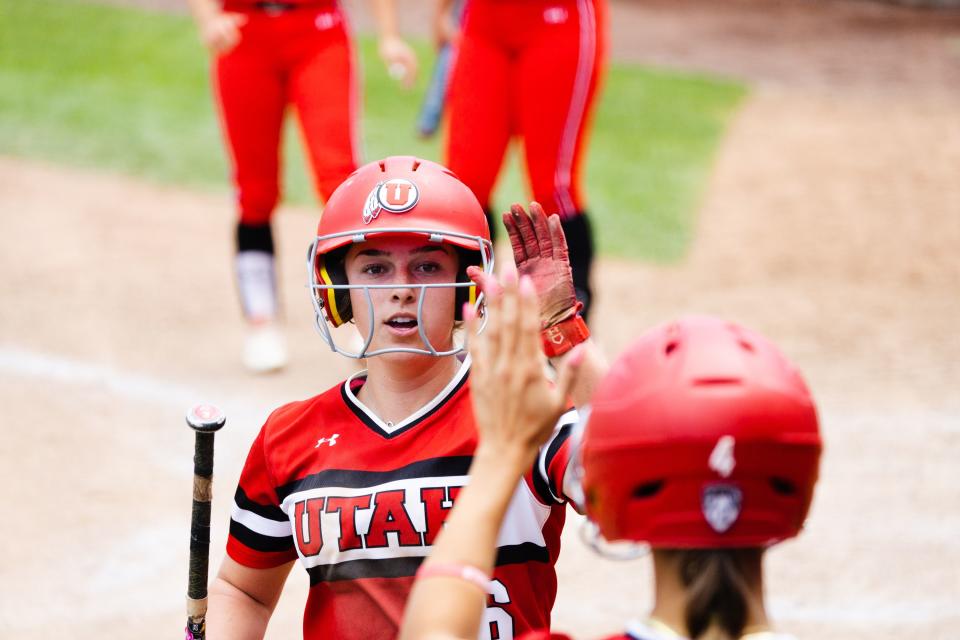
[401, 310, 823, 640]
[186, 0, 417, 372]
[204, 156, 603, 639]
[435, 0, 608, 321]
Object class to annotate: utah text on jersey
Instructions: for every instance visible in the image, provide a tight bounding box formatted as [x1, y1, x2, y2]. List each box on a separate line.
[231, 452, 570, 583]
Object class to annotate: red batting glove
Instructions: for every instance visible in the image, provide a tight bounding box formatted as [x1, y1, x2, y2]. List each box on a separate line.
[504, 202, 581, 328]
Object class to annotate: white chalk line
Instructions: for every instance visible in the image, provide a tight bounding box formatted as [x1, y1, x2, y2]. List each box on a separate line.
[0, 344, 244, 412]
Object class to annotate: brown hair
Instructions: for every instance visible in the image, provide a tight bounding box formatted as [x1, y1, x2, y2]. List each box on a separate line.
[674, 548, 761, 639]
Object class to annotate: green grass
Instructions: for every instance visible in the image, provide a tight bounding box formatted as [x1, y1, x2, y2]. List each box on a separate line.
[0, 0, 745, 262]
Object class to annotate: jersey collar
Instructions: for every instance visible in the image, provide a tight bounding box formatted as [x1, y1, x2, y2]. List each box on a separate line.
[342, 354, 471, 438]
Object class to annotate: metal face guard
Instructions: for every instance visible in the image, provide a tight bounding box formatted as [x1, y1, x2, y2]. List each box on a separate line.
[307, 229, 494, 359]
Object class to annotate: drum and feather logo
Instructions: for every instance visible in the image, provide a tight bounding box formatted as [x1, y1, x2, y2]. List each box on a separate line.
[363, 179, 420, 224]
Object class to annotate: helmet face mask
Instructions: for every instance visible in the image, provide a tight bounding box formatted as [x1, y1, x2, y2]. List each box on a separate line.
[308, 229, 493, 359]
[308, 157, 494, 359]
[575, 316, 822, 551]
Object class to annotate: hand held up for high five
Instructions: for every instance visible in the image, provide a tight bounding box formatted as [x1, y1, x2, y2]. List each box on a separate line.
[467, 202, 590, 361]
[504, 202, 581, 329]
[463, 267, 582, 470]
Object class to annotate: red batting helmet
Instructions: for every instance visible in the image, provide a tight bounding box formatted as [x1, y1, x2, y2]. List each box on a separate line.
[307, 156, 493, 358]
[576, 316, 822, 548]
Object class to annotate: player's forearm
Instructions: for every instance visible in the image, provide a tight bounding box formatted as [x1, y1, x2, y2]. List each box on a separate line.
[433, 445, 526, 570]
[400, 447, 528, 640]
[205, 577, 272, 640]
[370, 0, 403, 40]
[434, 0, 455, 20]
[186, 0, 221, 26]
[551, 337, 607, 409]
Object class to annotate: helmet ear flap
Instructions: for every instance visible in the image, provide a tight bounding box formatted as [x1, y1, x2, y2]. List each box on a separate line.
[454, 283, 477, 320]
[454, 248, 481, 321]
[317, 250, 352, 326]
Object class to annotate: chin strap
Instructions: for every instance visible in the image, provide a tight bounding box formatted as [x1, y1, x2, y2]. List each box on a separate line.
[578, 519, 649, 561]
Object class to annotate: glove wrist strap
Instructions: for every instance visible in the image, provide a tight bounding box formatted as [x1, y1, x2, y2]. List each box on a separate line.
[540, 314, 590, 358]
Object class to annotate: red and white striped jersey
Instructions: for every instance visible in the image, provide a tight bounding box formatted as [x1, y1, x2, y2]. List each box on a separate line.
[227, 359, 578, 640]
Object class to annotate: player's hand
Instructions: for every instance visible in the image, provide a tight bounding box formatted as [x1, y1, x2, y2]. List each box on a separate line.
[379, 35, 418, 89]
[433, 9, 460, 49]
[464, 267, 582, 468]
[504, 202, 581, 329]
[465, 264, 502, 301]
[199, 11, 247, 55]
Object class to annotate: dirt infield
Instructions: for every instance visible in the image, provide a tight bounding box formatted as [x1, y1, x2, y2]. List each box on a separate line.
[2, 1, 959, 638]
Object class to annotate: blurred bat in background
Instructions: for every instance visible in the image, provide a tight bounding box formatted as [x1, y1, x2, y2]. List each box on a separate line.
[416, 42, 453, 139]
[416, 0, 463, 139]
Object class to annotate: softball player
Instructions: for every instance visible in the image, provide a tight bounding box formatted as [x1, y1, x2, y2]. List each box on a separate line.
[186, 0, 417, 372]
[437, 0, 608, 321]
[400, 309, 822, 640]
[205, 157, 599, 639]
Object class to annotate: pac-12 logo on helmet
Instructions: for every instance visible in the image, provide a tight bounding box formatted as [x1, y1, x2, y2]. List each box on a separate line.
[702, 484, 743, 534]
[362, 178, 420, 224]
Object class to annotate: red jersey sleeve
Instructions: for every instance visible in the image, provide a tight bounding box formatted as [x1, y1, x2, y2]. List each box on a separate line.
[526, 408, 578, 505]
[226, 426, 298, 569]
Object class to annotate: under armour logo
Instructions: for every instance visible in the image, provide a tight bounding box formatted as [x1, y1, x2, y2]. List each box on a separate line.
[543, 7, 568, 24]
[315, 12, 338, 30]
[315, 434, 340, 448]
[708, 435, 736, 477]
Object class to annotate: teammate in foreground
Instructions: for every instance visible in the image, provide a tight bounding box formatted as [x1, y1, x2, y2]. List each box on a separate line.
[436, 0, 608, 320]
[205, 156, 601, 639]
[400, 306, 823, 640]
[186, 0, 417, 372]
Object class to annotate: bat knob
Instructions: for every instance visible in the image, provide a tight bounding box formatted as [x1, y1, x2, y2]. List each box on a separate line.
[186, 404, 226, 433]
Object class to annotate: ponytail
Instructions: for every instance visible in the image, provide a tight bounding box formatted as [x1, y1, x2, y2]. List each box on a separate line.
[677, 548, 759, 639]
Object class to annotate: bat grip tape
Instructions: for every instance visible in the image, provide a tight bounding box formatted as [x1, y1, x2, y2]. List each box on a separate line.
[188, 431, 216, 602]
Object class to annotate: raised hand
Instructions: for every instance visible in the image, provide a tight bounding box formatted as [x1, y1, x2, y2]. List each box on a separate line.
[504, 202, 580, 328]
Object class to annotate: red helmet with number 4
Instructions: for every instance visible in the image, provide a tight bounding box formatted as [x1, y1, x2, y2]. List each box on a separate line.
[308, 156, 493, 358]
[575, 316, 821, 548]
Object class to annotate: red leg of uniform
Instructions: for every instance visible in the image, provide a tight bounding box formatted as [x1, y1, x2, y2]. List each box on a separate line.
[444, 3, 513, 234]
[516, 0, 606, 219]
[214, 14, 291, 371]
[214, 17, 287, 226]
[289, 7, 360, 203]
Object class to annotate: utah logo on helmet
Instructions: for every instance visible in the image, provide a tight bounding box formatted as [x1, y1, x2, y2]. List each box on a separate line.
[363, 178, 421, 224]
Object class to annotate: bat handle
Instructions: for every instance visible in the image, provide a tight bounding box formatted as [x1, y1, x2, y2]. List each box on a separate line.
[416, 44, 452, 138]
[185, 402, 225, 640]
